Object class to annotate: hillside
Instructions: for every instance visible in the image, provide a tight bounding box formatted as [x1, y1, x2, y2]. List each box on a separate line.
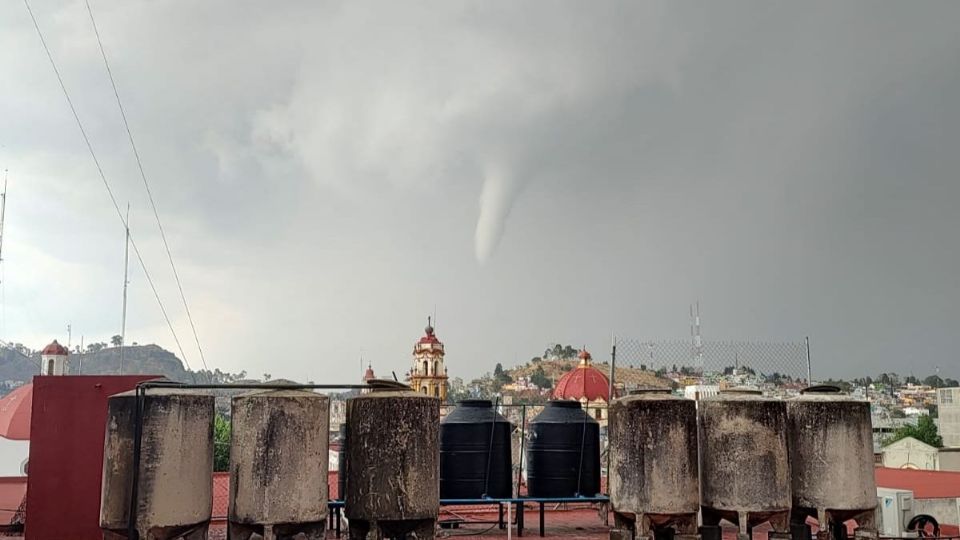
[0, 344, 209, 385]
[508, 358, 671, 390]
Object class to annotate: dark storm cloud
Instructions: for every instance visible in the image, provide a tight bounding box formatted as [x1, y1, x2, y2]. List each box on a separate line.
[1, 1, 958, 381]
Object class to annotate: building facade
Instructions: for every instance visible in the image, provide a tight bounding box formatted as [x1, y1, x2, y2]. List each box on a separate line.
[552, 349, 614, 424]
[937, 387, 960, 448]
[408, 318, 448, 400]
[40, 340, 69, 376]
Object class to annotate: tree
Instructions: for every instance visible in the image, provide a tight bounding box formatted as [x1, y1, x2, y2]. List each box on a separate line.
[214, 413, 231, 472]
[263, 373, 271, 381]
[945, 378, 960, 388]
[530, 366, 551, 390]
[923, 375, 945, 388]
[111, 335, 123, 347]
[885, 415, 943, 448]
[494, 363, 504, 377]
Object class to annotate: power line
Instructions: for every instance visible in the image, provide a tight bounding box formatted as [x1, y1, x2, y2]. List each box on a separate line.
[22, 0, 191, 370]
[84, 0, 207, 371]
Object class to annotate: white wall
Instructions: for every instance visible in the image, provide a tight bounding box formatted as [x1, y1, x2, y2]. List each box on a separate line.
[0, 439, 28, 476]
[914, 498, 960, 528]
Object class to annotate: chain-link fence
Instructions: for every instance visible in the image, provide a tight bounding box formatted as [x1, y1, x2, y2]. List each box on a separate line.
[612, 337, 812, 390]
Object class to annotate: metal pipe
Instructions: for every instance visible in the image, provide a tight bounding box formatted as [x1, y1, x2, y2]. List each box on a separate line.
[516, 404, 527, 497]
[483, 396, 500, 498]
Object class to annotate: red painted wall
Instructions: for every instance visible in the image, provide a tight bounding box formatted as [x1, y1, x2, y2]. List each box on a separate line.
[25, 375, 159, 540]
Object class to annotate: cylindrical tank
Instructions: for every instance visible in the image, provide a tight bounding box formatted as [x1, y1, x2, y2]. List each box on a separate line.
[228, 390, 329, 539]
[526, 400, 600, 498]
[608, 389, 699, 532]
[337, 423, 347, 501]
[100, 389, 215, 539]
[698, 389, 790, 529]
[345, 381, 439, 539]
[440, 399, 513, 499]
[787, 386, 876, 523]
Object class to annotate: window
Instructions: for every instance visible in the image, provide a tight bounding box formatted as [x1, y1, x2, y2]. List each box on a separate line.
[46, 359, 55, 376]
[423, 361, 428, 374]
[434, 361, 440, 375]
[422, 386, 428, 394]
[434, 386, 440, 397]
[595, 408, 603, 420]
[941, 389, 954, 405]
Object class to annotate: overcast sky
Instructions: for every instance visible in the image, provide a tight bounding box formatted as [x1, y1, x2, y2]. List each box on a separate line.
[1, 1, 959, 383]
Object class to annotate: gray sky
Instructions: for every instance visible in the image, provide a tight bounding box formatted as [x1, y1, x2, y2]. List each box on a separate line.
[2, 1, 959, 382]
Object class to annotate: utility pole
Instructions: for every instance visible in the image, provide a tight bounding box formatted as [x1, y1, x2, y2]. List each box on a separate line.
[805, 336, 813, 385]
[67, 324, 72, 349]
[120, 204, 130, 375]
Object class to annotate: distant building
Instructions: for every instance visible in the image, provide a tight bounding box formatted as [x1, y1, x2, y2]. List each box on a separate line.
[407, 318, 448, 400]
[552, 349, 614, 423]
[361, 363, 376, 394]
[882, 436, 941, 470]
[40, 340, 69, 376]
[684, 384, 720, 400]
[937, 387, 960, 447]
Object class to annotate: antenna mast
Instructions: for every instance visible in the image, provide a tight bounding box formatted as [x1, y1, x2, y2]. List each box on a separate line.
[690, 301, 703, 373]
[120, 204, 130, 374]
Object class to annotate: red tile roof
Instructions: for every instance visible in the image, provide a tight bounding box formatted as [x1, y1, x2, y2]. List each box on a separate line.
[41, 340, 69, 356]
[875, 467, 960, 499]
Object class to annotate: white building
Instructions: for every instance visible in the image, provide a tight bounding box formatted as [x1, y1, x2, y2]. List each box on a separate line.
[881, 436, 940, 470]
[937, 387, 960, 448]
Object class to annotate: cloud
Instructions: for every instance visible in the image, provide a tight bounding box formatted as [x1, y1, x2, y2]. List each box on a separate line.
[3, 0, 960, 382]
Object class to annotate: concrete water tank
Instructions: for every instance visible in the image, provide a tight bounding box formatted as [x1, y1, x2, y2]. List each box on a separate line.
[100, 388, 215, 540]
[344, 380, 439, 540]
[698, 389, 791, 539]
[787, 386, 877, 539]
[608, 389, 699, 539]
[228, 389, 330, 539]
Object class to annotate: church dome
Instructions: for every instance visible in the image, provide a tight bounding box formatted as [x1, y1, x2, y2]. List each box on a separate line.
[363, 364, 376, 381]
[552, 349, 612, 402]
[41, 340, 69, 356]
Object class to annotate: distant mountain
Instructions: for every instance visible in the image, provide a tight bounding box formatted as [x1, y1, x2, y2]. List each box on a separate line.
[0, 347, 40, 383]
[66, 344, 191, 381]
[0, 344, 216, 386]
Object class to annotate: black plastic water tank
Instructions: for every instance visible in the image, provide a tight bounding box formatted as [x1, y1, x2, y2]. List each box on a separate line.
[337, 424, 347, 501]
[526, 401, 600, 498]
[440, 399, 513, 499]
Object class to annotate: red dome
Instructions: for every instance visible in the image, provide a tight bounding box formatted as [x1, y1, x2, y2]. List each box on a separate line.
[577, 349, 592, 361]
[41, 340, 69, 356]
[553, 361, 612, 402]
[363, 365, 376, 381]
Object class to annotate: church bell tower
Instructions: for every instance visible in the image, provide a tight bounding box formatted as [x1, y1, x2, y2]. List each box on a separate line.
[408, 318, 448, 400]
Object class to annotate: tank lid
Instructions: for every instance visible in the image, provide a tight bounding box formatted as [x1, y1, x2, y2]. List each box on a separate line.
[800, 385, 843, 395]
[546, 400, 583, 409]
[720, 387, 763, 395]
[366, 379, 413, 392]
[629, 388, 672, 395]
[457, 399, 493, 408]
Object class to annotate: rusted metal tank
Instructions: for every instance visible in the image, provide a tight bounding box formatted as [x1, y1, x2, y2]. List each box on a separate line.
[228, 389, 330, 539]
[100, 389, 215, 540]
[787, 386, 877, 540]
[608, 389, 699, 540]
[698, 389, 791, 540]
[344, 380, 439, 540]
